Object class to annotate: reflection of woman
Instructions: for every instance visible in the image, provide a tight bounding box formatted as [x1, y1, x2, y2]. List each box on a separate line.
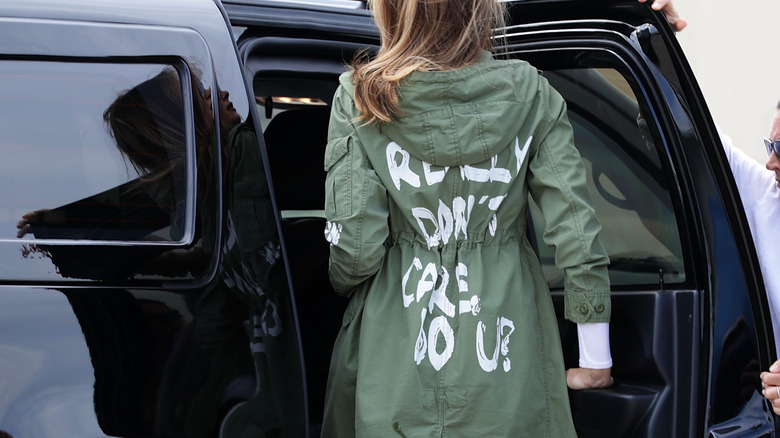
[12, 68, 210, 280]
[104, 69, 304, 436]
[205, 87, 280, 293]
[203, 86, 306, 438]
[104, 68, 254, 436]
[322, 0, 611, 436]
[104, 67, 215, 245]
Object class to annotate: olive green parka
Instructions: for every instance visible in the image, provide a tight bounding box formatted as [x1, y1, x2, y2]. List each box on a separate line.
[322, 52, 610, 438]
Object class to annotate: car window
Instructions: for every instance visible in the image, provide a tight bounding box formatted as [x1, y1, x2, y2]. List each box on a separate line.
[522, 53, 687, 290]
[0, 61, 195, 244]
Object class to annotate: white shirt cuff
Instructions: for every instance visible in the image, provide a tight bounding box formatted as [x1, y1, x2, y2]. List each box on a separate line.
[577, 322, 613, 369]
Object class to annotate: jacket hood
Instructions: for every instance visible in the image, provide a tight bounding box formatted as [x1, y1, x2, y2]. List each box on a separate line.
[342, 52, 544, 167]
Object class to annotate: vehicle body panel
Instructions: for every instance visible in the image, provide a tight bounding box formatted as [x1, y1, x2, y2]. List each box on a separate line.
[0, 0, 776, 437]
[0, 0, 306, 436]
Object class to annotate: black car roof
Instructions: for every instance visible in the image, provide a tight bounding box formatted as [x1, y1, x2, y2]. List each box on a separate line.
[222, 0, 674, 39]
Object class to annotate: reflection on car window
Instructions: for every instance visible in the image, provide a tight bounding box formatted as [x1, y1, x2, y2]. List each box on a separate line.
[0, 61, 191, 243]
[526, 64, 686, 289]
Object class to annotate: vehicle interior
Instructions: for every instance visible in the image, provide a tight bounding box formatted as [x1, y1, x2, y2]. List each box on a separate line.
[236, 24, 759, 438]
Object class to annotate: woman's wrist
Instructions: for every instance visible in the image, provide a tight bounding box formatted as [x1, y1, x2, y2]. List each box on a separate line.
[577, 322, 613, 369]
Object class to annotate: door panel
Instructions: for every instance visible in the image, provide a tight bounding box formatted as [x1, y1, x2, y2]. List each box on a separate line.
[509, 26, 770, 436]
[555, 291, 696, 437]
[516, 46, 698, 436]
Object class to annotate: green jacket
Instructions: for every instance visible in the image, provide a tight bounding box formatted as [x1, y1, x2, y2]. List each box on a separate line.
[322, 52, 610, 437]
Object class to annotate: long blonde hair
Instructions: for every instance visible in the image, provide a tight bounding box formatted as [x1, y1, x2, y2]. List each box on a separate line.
[352, 0, 506, 124]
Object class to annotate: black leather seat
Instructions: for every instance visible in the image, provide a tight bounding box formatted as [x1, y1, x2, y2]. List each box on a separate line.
[263, 107, 329, 214]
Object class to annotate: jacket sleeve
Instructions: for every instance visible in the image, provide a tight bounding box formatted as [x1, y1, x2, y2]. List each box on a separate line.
[323, 84, 390, 296]
[230, 123, 277, 250]
[526, 81, 611, 324]
[226, 123, 282, 293]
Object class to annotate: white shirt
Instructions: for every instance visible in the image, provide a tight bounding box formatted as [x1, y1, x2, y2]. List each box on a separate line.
[720, 128, 780, 355]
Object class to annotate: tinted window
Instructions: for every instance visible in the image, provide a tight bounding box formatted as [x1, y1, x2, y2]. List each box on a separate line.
[523, 56, 686, 289]
[0, 61, 193, 244]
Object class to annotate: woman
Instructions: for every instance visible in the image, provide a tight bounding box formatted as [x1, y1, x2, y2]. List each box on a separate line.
[322, 0, 612, 436]
[103, 67, 216, 245]
[105, 69, 304, 436]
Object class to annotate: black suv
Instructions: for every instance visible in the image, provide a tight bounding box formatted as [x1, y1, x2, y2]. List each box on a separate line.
[0, 0, 775, 437]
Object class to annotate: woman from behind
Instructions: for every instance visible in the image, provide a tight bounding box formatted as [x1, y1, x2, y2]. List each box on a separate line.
[321, 0, 613, 437]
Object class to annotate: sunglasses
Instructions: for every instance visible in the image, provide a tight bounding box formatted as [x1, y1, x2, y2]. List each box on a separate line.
[766, 138, 780, 158]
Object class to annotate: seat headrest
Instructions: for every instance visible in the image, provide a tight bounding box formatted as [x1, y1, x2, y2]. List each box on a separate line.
[263, 107, 331, 212]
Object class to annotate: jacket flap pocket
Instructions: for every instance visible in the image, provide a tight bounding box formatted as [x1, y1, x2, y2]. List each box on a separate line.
[324, 136, 351, 171]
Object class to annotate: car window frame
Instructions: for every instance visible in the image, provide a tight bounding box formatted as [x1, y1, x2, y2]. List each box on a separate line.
[0, 18, 220, 286]
[499, 22, 776, 434]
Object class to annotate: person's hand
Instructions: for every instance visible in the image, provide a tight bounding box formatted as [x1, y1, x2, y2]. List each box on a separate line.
[16, 209, 49, 238]
[16, 218, 32, 238]
[566, 367, 613, 390]
[637, 0, 688, 32]
[761, 360, 780, 414]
